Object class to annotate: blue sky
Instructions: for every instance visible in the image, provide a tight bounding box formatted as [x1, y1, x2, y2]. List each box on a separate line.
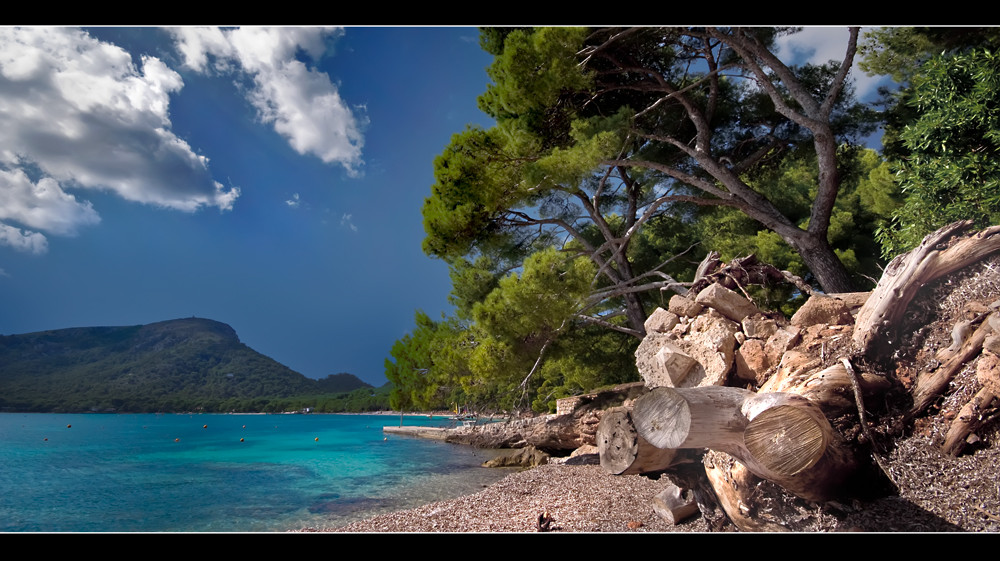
[0, 27, 889, 387]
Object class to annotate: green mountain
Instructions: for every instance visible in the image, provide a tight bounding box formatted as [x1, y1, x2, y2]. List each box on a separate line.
[0, 317, 376, 413]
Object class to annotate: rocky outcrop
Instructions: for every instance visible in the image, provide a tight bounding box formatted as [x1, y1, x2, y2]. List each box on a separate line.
[446, 382, 648, 453]
[481, 446, 550, 468]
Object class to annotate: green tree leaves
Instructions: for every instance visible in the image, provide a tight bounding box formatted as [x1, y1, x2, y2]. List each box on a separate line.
[871, 48, 1000, 255]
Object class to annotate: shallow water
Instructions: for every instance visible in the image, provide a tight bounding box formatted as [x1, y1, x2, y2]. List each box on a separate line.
[0, 413, 512, 532]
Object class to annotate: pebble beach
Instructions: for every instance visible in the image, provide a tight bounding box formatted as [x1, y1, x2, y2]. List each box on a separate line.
[319, 463, 711, 533]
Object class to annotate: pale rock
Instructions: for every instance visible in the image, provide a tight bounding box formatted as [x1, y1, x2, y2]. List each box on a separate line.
[636, 330, 733, 389]
[644, 307, 680, 333]
[689, 309, 739, 362]
[654, 342, 699, 386]
[741, 314, 779, 340]
[791, 294, 854, 327]
[668, 294, 704, 318]
[694, 283, 761, 323]
[636, 332, 679, 387]
[985, 334, 1000, 357]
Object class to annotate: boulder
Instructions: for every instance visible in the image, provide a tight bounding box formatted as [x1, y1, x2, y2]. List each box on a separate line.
[790, 294, 854, 327]
[764, 325, 801, 367]
[644, 307, 680, 333]
[668, 294, 704, 318]
[654, 342, 699, 386]
[482, 446, 549, 468]
[695, 283, 761, 323]
[742, 314, 780, 340]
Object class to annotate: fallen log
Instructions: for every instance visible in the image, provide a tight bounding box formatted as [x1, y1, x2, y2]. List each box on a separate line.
[853, 221, 1000, 361]
[596, 406, 679, 476]
[632, 386, 856, 502]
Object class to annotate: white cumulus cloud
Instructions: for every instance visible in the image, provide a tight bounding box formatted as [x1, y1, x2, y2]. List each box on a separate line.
[0, 27, 240, 253]
[169, 27, 367, 176]
[774, 26, 892, 102]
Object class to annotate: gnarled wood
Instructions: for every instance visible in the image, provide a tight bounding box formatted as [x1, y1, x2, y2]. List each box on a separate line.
[853, 221, 1000, 360]
[703, 450, 790, 532]
[760, 353, 892, 416]
[941, 352, 1000, 456]
[911, 314, 994, 416]
[651, 484, 700, 525]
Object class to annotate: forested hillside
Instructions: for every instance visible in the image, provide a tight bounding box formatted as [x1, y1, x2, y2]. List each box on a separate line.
[0, 317, 387, 413]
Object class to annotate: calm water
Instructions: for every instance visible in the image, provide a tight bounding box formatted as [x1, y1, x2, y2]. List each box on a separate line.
[0, 413, 511, 532]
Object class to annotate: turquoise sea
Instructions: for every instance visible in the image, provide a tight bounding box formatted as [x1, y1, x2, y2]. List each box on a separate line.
[0, 413, 512, 532]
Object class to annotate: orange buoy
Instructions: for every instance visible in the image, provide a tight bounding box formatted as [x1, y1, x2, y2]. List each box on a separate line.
[314, 437, 319, 441]
[66, 424, 71, 428]
[44, 438, 48, 441]
[174, 438, 180, 442]
[240, 438, 245, 442]
[203, 425, 208, 429]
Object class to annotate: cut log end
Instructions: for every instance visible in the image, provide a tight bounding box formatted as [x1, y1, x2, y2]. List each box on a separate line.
[743, 405, 828, 477]
[598, 408, 640, 475]
[597, 406, 678, 476]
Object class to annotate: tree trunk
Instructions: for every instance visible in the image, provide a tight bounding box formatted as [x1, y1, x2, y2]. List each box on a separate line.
[760, 353, 891, 417]
[703, 450, 792, 532]
[786, 228, 857, 294]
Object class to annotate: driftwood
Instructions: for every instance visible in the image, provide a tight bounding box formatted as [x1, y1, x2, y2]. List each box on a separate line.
[651, 484, 700, 525]
[632, 386, 856, 502]
[853, 221, 1000, 361]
